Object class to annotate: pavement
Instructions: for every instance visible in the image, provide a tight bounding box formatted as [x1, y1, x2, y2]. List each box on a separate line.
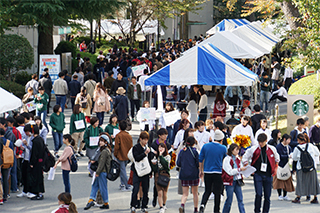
[1, 95, 319, 213]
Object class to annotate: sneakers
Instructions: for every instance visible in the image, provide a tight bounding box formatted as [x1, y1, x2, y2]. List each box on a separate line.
[119, 184, 125, 190]
[130, 207, 136, 213]
[278, 195, 284, 201]
[27, 193, 36, 199]
[209, 193, 215, 200]
[292, 197, 301, 204]
[179, 206, 185, 213]
[78, 152, 84, 157]
[121, 186, 132, 192]
[306, 196, 311, 201]
[17, 192, 27, 198]
[159, 207, 165, 213]
[0, 199, 3, 205]
[84, 201, 95, 210]
[310, 198, 319, 204]
[141, 208, 148, 213]
[199, 205, 205, 213]
[100, 204, 110, 209]
[283, 196, 291, 201]
[31, 194, 44, 200]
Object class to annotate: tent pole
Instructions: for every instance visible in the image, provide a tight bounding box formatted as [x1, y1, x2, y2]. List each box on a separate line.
[254, 82, 258, 105]
[144, 81, 146, 102]
[150, 86, 153, 107]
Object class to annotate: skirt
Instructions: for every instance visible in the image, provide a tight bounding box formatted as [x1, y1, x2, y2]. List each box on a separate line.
[181, 179, 200, 187]
[273, 175, 295, 192]
[155, 172, 170, 192]
[296, 169, 320, 196]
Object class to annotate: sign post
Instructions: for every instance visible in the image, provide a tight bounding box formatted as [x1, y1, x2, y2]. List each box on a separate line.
[287, 95, 314, 133]
[39, 55, 61, 87]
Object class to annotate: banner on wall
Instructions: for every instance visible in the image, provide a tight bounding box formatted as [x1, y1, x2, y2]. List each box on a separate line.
[39, 55, 61, 87]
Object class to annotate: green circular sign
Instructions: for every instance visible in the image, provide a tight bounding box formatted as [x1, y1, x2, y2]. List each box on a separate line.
[292, 99, 309, 116]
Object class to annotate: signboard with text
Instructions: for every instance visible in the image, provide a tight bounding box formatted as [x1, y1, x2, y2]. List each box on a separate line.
[39, 55, 61, 89]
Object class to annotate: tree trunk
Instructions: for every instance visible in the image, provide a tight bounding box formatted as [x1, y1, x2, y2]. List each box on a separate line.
[280, 0, 302, 30]
[38, 25, 53, 55]
[90, 21, 93, 41]
[98, 19, 101, 43]
[182, 13, 188, 40]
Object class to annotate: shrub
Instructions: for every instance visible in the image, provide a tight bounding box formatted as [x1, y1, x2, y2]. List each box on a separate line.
[72, 59, 79, 72]
[54, 41, 77, 57]
[15, 71, 32, 86]
[0, 80, 25, 99]
[72, 36, 91, 46]
[76, 50, 98, 66]
[288, 74, 320, 108]
[0, 34, 34, 81]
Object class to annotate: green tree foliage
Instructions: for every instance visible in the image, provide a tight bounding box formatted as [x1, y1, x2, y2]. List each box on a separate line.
[54, 41, 77, 57]
[0, 34, 34, 81]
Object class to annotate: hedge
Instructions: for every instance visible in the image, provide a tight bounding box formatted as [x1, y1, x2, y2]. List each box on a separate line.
[0, 80, 25, 99]
[288, 74, 320, 108]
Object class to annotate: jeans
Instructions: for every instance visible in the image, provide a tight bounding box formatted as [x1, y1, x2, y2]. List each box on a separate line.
[56, 95, 67, 112]
[89, 172, 109, 203]
[10, 156, 18, 191]
[96, 112, 105, 126]
[201, 173, 223, 213]
[166, 126, 174, 145]
[260, 91, 269, 111]
[253, 173, 272, 213]
[130, 171, 150, 208]
[36, 110, 48, 130]
[130, 99, 140, 119]
[1, 168, 10, 199]
[223, 180, 245, 213]
[52, 131, 63, 152]
[118, 159, 130, 188]
[272, 80, 278, 91]
[62, 170, 70, 193]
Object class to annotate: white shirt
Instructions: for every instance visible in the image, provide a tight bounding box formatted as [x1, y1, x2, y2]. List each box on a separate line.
[283, 67, 293, 79]
[255, 128, 272, 142]
[198, 94, 208, 111]
[194, 130, 211, 149]
[272, 87, 288, 98]
[292, 143, 320, 170]
[174, 129, 185, 149]
[231, 124, 256, 146]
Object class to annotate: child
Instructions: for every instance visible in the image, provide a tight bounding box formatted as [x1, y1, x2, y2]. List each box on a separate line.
[239, 100, 251, 117]
[51, 192, 78, 213]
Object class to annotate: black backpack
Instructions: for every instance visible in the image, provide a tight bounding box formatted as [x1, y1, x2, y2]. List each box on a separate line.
[68, 146, 78, 172]
[107, 159, 120, 181]
[43, 145, 56, 172]
[296, 143, 314, 173]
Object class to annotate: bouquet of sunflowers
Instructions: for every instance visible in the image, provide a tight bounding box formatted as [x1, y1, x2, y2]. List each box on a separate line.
[170, 152, 176, 170]
[230, 135, 251, 149]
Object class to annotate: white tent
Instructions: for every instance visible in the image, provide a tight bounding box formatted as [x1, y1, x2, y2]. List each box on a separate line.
[206, 19, 250, 35]
[200, 31, 265, 59]
[0, 87, 22, 114]
[248, 22, 280, 42]
[231, 25, 276, 54]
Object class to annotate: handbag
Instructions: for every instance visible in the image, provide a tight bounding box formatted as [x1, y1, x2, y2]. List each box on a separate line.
[134, 155, 151, 177]
[126, 116, 132, 131]
[157, 170, 170, 187]
[90, 161, 99, 171]
[277, 146, 291, 180]
[236, 179, 245, 187]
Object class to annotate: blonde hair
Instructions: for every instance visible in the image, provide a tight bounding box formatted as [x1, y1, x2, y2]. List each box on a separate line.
[315, 115, 320, 123]
[205, 119, 213, 127]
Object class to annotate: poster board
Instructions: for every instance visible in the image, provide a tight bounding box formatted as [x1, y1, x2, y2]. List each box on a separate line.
[39, 55, 61, 91]
[132, 64, 148, 77]
[287, 95, 314, 133]
[140, 107, 156, 120]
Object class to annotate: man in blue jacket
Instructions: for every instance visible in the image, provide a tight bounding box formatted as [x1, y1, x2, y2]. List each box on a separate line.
[69, 74, 81, 110]
[199, 130, 227, 213]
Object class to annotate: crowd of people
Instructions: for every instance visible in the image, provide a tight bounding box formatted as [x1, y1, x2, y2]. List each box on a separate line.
[0, 36, 315, 213]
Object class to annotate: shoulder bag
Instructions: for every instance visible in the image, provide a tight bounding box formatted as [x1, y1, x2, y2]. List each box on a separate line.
[277, 146, 291, 180]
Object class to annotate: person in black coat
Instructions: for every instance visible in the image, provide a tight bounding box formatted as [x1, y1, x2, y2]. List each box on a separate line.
[268, 129, 281, 147]
[110, 72, 126, 96]
[69, 75, 81, 110]
[113, 87, 129, 121]
[38, 72, 52, 113]
[29, 125, 45, 200]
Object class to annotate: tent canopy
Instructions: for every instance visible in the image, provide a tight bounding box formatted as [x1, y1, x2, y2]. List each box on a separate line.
[206, 19, 250, 35]
[200, 31, 264, 59]
[145, 43, 258, 86]
[1, 87, 21, 114]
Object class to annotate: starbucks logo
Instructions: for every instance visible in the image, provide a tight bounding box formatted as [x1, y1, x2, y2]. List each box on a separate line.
[292, 100, 309, 116]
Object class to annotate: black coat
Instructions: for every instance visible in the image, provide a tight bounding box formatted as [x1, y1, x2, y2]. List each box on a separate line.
[114, 95, 129, 121]
[29, 136, 45, 194]
[110, 79, 126, 96]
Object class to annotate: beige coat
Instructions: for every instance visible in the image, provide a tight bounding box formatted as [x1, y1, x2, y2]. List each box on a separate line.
[93, 89, 111, 113]
[75, 93, 92, 117]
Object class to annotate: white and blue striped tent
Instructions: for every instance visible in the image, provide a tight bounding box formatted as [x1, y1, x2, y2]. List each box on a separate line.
[206, 19, 250, 35]
[145, 43, 258, 87]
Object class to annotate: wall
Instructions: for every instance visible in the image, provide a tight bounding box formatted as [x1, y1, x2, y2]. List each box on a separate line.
[4, 25, 39, 74]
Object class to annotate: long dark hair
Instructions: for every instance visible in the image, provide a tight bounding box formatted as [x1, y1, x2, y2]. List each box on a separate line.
[58, 192, 77, 213]
[178, 119, 189, 131]
[73, 104, 81, 114]
[80, 86, 87, 97]
[165, 102, 174, 113]
[215, 92, 226, 105]
[227, 143, 239, 156]
[34, 116, 43, 129]
[156, 143, 168, 158]
[183, 128, 194, 143]
[63, 134, 75, 146]
[99, 133, 112, 152]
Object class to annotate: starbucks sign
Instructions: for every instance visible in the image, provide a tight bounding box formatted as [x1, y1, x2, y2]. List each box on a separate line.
[292, 99, 309, 116]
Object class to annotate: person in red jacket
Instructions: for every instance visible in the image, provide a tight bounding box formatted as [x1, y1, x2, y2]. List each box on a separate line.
[242, 133, 280, 213]
[52, 192, 78, 213]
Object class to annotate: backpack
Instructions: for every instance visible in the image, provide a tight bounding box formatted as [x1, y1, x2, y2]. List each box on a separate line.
[81, 96, 88, 109]
[107, 159, 120, 181]
[296, 143, 314, 173]
[43, 145, 56, 172]
[1, 139, 14, 169]
[68, 146, 78, 172]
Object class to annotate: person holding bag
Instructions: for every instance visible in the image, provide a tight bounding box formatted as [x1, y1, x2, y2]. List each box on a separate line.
[75, 87, 92, 123]
[222, 143, 246, 213]
[273, 134, 295, 201]
[129, 131, 152, 213]
[151, 143, 171, 213]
